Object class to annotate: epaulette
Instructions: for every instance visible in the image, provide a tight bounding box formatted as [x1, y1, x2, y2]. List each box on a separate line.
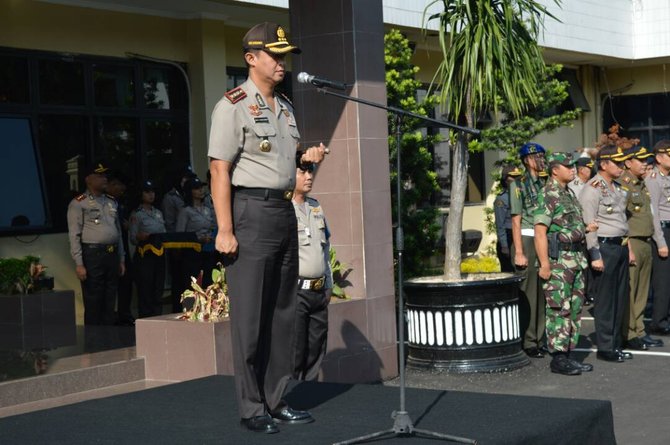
[224, 87, 247, 104]
[590, 179, 600, 188]
[75, 193, 86, 201]
[306, 196, 320, 207]
[650, 172, 657, 178]
[623, 176, 631, 183]
[277, 91, 293, 108]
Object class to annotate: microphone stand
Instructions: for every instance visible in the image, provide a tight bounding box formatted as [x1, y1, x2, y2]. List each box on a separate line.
[314, 87, 480, 445]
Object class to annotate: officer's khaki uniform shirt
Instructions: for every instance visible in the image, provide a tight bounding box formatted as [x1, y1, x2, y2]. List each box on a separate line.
[207, 78, 301, 191]
[67, 191, 124, 266]
[509, 173, 545, 232]
[176, 205, 215, 240]
[161, 189, 184, 232]
[129, 206, 166, 245]
[645, 167, 670, 249]
[294, 197, 333, 288]
[620, 170, 654, 238]
[579, 173, 628, 261]
[568, 177, 586, 198]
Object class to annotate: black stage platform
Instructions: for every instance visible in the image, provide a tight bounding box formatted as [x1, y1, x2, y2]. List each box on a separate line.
[0, 375, 615, 444]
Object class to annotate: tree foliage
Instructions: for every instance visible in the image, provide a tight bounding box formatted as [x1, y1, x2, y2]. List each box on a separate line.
[385, 29, 442, 278]
[424, 0, 562, 280]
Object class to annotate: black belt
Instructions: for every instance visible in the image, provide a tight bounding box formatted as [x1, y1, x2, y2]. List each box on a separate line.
[661, 221, 670, 229]
[598, 237, 624, 245]
[298, 276, 325, 291]
[559, 241, 584, 252]
[629, 236, 651, 242]
[234, 187, 293, 201]
[83, 243, 116, 253]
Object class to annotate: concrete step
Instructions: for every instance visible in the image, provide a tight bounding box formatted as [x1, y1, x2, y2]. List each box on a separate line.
[0, 347, 144, 409]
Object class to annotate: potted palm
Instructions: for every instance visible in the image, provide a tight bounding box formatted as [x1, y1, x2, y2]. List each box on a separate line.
[403, 0, 566, 372]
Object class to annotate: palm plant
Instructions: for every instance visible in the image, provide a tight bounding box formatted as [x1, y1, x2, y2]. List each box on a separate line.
[425, 0, 560, 280]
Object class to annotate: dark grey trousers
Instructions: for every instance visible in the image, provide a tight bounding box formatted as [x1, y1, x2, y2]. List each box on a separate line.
[651, 227, 670, 329]
[225, 193, 299, 419]
[592, 242, 629, 353]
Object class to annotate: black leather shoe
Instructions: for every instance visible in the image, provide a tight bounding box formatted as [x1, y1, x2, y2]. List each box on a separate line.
[649, 325, 670, 336]
[524, 347, 545, 358]
[625, 337, 648, 351]
[569, 359, 593, 372]
[596, 351, 624, 363]
[616, 350, 633, 360]
[240, 415, 279, 433]
[270, 407, 314, 425]
[642, 335, 664, 347]
[550, 355, 581, 375]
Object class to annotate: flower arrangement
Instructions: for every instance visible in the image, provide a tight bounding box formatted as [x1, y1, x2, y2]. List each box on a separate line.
[178, 264, 230, 322]
[0, 256, 51, 295]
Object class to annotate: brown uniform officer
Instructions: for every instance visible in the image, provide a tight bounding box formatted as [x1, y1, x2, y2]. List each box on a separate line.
[207, 23, 327, 434]
[620, 146, 664, 350]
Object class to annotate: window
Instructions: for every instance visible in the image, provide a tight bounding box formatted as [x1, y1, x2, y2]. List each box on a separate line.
[603, 93, 670, 147]
[0, 47, 190, 234]
[0, 118, 46, 229]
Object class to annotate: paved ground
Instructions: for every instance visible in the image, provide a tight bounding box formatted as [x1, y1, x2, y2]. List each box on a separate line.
[385, 316, 670, 445]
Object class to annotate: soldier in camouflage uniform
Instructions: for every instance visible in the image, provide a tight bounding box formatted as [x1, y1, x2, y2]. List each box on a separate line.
[509, 142, 548, 358]
[534, 153, 596, 375]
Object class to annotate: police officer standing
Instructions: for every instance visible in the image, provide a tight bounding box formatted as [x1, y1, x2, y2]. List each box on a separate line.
[208, 22, 327, 433]
[292, 164, 333, 381]
[162, 166, 197, 313]
[579, 145, 635, 362]
[67, 162, 126, 326]
[568, 156, 594, 198]
[646, 140, 670, 335]
[129, 180, 167, 318]
[620, 146, 664, 349]
[509, 142, 547, 358]
[534, 153, 596, 375]
[494, 165, 522, 273]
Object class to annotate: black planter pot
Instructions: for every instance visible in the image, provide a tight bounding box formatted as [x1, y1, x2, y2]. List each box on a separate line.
[404, 273, 529, 373]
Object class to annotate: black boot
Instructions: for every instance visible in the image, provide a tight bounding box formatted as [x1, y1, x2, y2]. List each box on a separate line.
[550, 353, 581, 376]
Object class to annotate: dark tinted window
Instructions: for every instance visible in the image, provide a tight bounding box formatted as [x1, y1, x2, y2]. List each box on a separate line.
[0, 56, 29, 104]
[39, 58, 85, 106]
[0, 117, 46, 228]
[93, 64, 135, 108]
[143, 66, 187, 110]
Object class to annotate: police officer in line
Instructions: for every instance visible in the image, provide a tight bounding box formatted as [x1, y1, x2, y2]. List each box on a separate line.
[646, 140, 670, 335]
[579, 145, 636, 362]
[509, 142, 548, 358]
[568, 156, 595, 198]
[534, 153, 597, 376]
[106, 174, 134, 326]
[494, 165, 522, 273]
[208, 22, 327, 433]
[67, 162, 126, 326]
[176, 177, 217, 288]
[292, 164, 333, 381]
[129, 180, 167, 318]
[620, 146, 664, 350]
[162, 166, 197, 313]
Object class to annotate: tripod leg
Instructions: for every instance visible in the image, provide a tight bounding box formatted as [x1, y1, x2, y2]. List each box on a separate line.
[413, 428, 478, 444]
[332, 429, 395, 445]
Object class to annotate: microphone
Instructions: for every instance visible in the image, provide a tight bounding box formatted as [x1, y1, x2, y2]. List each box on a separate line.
[297, 72, 347, 90]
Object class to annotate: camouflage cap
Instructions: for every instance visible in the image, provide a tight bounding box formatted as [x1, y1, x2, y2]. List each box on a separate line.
[243, 22, 301, 54]
[546, 152, 576, 167]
